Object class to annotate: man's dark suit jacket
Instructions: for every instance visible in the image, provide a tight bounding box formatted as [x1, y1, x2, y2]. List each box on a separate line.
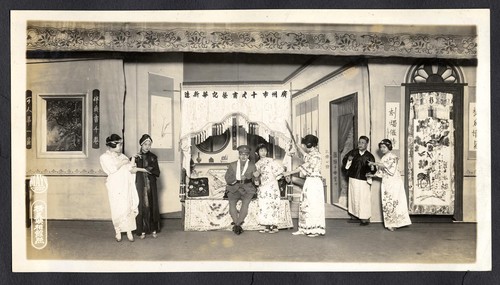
[224, 160, 257, 194]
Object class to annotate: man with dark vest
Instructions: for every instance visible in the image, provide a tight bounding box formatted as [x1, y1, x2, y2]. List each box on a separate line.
[342, 136, 377, 226]
[224, 145, 258, 235]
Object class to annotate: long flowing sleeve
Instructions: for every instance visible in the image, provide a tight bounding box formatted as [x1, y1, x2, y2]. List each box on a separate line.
[272, 159, 285, 178]
[368, 153, 377, 174]
[100, 152, 120, 175]
[374, 153, 398, 178]
[147, 153, 161, 177]
[342, 149, 354, 170]
[383, 154, 398, 176]
[298, 150, 321, 176]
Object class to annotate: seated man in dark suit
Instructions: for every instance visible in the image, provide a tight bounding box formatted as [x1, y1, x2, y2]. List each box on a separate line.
[224, 145, 258, 235]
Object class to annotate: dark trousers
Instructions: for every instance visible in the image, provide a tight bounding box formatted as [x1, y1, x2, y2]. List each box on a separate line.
[227, 188, 255, 225]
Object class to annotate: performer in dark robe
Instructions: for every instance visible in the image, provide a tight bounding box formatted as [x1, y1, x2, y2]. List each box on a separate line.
[133, 134, 161, 239]
[342, 135, 376, 225]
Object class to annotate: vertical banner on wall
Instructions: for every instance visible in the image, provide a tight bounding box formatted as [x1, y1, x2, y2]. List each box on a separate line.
[26, 90, 32, 149]
[467, 86, 476, 160]
[385, 102, 400, 150]
[92, 90, 100, 149]
[30, 174, 48, 250]
[469, 102, 477, 152]
[149, 73, 175, 161]
[408, 92, 455, 215]
[385, 86, 402, 152]
[151, 95, 173, 149]
[232, 116, 238, 150]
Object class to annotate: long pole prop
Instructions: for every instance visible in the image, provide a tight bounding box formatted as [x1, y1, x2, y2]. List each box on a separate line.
[285, 120, 297, 147]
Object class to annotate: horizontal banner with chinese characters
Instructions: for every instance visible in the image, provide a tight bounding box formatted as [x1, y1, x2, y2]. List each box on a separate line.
[183, 90, 289, 100]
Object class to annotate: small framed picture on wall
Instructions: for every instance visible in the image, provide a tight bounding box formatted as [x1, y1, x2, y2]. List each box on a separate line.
[36, 94, 88, 158]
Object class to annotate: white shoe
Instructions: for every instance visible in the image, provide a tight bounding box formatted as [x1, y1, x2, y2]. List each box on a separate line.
[307, 234, 319, 237]
[292, 231, 304, 236]
[115, 233, 122, 242]
[127, 232, 134, 242]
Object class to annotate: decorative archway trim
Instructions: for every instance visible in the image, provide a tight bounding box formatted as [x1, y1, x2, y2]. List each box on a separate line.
[27, 22, 477, 59]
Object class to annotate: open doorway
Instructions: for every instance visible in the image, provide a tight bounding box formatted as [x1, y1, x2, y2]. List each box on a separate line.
[329, 93, 357, 209]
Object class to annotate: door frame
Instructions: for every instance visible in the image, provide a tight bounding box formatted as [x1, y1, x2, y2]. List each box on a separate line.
[329, 92, 358, 205]
[403, 83, 466, 221]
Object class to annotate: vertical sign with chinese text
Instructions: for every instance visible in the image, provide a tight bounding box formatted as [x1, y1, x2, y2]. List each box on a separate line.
[30, 174, 48, 250]
[92, 90, 100, 149]
[26, 90, 32, 149]
[385, 102, 400, 150]
[469, 102, 477, 151]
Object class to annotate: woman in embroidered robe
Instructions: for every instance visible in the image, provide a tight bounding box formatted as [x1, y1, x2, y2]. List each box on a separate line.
[133, 134, 161, 239]
[99, 134, 139, 242]
[282, 135, 325, 237]
[254, 143, 285, 233]
[368, 139, 412, 231]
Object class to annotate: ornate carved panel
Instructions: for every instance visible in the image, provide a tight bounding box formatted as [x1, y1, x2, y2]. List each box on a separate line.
[26, 22, 477, 59]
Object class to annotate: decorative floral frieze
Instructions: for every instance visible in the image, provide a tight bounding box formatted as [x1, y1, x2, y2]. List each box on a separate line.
[26, 23, 477, 59]
[26, 168, 106, 176]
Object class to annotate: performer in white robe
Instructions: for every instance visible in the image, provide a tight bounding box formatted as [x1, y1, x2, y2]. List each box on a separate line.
[99, 134, 139, 242]
[283, 134, 325, 237]
[255, 143, 285, 233]
[368, 139, 412, 231]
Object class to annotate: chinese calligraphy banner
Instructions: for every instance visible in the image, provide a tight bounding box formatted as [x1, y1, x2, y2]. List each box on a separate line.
[26, 90, 32, 149]
[385, 102, 400, 150]
[469, 102, 477, 152]
[92, 90, 99, 149]
[30, 174, 48, 250]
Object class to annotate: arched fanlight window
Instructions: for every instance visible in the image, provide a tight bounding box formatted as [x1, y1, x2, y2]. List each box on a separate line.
[196, 130, 231, 154]
[407, 61, 462, 84]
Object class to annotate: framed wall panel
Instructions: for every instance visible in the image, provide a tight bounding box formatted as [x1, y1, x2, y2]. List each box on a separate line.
[148, 73, 175, 161]
[36, 94, 88, 158]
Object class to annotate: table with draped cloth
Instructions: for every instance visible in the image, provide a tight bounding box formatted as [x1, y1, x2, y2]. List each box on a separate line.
[183, 199, 293, 231]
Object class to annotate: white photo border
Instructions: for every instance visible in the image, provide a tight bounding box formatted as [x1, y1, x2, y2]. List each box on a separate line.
[11, 9, 491, 272]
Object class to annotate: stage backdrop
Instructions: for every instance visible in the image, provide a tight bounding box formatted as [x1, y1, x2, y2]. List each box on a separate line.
[180, 89, 292, 176]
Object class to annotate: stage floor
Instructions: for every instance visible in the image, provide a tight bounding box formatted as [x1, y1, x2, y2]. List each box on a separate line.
[26, 218, 476, 264]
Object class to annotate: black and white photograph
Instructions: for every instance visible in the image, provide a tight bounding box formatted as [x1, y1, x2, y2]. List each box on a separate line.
[11, 9, 490, 272]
